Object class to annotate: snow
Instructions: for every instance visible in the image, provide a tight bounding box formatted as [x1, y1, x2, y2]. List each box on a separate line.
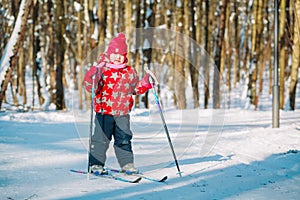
[0, 103, 300, 199]
[74, 2, 82, 12]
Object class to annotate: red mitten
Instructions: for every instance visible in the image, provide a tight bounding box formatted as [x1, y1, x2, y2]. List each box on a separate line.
[97, 53, 108, 64]
[140, 74, 153, 89]
[84, 66, 98, 93]
[135, 74, 153, 94]
[84, 61, 106, 92]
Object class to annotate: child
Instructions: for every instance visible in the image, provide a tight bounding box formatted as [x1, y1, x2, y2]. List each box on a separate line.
[84, 33, 152, 174]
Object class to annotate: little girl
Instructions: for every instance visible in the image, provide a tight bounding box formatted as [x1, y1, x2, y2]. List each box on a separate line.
[84, 33, 152, 174]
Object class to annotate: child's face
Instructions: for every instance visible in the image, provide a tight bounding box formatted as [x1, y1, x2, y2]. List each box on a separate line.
[109, 53, 125, 64]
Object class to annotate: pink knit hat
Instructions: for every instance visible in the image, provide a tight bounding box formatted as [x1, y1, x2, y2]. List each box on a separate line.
[106, 33, 128, 56]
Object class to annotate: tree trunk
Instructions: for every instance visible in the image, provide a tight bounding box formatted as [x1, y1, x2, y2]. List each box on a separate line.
[125, 0, 132, 65]
[224, 2, 231, 92]
[54, 0, 66, 110]
[11, 68, 18, 106]
[251, 0, 263, 109]
[18, 47, 27, 105]
[289, 0, 300, 110]
[233, 2, 240, 87]
[143, 0, 156, 108]
[204, 0, 211, 109]
[97, 0, 106, 44]
[77, 0, 83, 110]
[47, 0, 56, 107]
[88, 0, 97, 49]
[186, 0, 199, 108]
[133, 0, 142, 108]
[0, 0, 34, 109]
[83, 0, 90, 63]
[256, 0, 271, 107]
[114, 0, 120, 33]
[174, 0, 186, 109]
[32, 0, 44, 108]
[106, 0, 113, 38]
[279, 0, 287, 109]
[248, 1, 257, 106]
[213, 0, 227, 109]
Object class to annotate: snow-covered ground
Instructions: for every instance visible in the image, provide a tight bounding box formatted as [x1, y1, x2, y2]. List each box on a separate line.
[0, 104, 299, 199]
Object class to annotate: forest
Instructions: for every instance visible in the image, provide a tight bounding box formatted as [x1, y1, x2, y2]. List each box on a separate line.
[0, 0, 299, 111]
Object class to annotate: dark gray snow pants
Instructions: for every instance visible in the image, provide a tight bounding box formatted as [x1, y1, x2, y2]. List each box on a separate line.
[89, 113, 134, 168]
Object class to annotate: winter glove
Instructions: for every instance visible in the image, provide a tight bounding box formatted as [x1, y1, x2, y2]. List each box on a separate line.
[140, 74, 153, 89]
[135, 74, 154, 94]
[83, 62, 105, 93]
[97, 53, 109, 64]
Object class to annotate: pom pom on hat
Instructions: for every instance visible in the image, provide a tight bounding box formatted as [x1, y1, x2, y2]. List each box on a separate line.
[107, 33, 128, 56]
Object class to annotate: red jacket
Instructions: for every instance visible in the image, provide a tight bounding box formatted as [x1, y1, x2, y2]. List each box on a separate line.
[84, 64, 151, 116]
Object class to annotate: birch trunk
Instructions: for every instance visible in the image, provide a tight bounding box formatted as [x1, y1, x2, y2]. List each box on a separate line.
[0, 0, 34, 109]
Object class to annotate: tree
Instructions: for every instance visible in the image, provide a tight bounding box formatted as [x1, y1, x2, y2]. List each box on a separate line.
[248, 0, 263, 109]
[17, 42, 27, 106]
[97, 0, 106, 44]
[233, 1, 241, 87]
[185, 0, 199, 108]
[54, 0, 66, 110]
[203, 0, 212, 109]
[106, 0, 113, 38]
[174, 0, 186, 109]
[132, 0, 142, 108]
[279, 0, 287, 109]
[125, 0, 132, 65]
[0, 0, 34, 109]
[46, 0, 56, 108]
[77, 0, 84, 110]
[143, 0, 156, 108]
[289, 0, 300, 110]
[32, 0, 45, 108]
[213, 0, 227, 109]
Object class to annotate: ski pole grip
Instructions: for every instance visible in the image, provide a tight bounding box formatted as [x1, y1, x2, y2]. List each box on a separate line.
[144, 67, 159, 86]
[91, 75, 96, 99]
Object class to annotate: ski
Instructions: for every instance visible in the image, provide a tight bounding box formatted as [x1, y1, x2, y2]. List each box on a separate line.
[107, 168, 168, 183]
[134, 173, 168, 183]
[70, 169, 142, 183]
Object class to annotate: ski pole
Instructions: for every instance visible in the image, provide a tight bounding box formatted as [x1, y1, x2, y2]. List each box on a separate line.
[145, 67, 183, 177]
[87, 75, 96, 177]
